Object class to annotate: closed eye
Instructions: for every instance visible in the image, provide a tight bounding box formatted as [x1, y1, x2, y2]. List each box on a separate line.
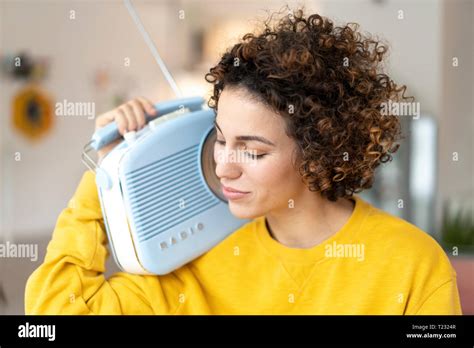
[215, 139, 267, 159]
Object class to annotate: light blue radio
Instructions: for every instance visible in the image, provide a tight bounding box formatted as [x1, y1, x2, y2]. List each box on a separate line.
[82, 97, 249, 275]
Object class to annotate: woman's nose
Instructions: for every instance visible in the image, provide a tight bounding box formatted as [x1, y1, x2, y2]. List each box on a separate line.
[214, 146, 242, 180]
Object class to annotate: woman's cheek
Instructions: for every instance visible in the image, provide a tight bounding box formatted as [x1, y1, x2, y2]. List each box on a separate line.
[246, 157, 280, 186]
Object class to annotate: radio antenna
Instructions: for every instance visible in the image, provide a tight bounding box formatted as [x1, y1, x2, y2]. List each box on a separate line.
[123, 0, 182, 97]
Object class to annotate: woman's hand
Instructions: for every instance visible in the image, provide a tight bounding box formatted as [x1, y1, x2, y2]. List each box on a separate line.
[95, 97, 157, 162]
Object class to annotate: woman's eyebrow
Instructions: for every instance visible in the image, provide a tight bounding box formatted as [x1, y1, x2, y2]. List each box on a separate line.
[214, 121, 276, 146]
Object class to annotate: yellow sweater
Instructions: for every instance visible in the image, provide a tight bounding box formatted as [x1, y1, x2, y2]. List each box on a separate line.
[25, 171, 462, 315]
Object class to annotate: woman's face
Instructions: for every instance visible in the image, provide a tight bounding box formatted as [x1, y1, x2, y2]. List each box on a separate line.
[213, 87, 306, 219]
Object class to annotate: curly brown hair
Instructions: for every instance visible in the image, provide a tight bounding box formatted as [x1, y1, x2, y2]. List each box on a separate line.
[205, 9, 412, 202]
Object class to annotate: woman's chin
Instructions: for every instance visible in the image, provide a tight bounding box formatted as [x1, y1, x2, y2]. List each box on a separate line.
[228, 202, 260, 220]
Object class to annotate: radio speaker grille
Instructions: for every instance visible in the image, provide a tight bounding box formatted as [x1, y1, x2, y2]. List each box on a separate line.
[125, 144, 220, 242]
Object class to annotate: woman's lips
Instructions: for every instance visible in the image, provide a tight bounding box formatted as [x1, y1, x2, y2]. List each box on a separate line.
[221, 185, 250, 200]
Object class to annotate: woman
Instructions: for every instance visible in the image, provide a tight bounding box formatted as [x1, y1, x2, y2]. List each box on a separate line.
[25, 10, 461, 314]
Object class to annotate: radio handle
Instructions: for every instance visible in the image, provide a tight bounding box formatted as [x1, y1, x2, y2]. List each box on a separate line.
[89, 96, 204, 151]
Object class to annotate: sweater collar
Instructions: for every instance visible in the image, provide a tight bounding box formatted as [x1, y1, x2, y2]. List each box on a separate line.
[254, 195, 371, 264]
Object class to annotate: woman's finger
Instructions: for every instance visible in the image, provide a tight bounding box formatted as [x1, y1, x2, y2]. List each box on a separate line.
[130, 100, 146, 129]
[115, 109, 128, 135]
[120, 104, 137, 132]
[95, 110, 115, 129]
[138, 97, 157, 116]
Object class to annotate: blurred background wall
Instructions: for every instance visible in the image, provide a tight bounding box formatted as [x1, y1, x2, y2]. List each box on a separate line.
[0, 0, 472, 314]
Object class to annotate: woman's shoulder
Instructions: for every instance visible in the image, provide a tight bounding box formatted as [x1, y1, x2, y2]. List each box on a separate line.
[360, 200, 440, 247]
[357, 197, 455, 276]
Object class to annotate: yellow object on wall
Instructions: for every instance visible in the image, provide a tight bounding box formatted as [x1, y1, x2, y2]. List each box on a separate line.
[12, 85, 53, 140]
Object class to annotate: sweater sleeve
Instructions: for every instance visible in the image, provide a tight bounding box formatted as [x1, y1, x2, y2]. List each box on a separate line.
[414, 278, 463, 315]
[24, 171, 182, 315]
